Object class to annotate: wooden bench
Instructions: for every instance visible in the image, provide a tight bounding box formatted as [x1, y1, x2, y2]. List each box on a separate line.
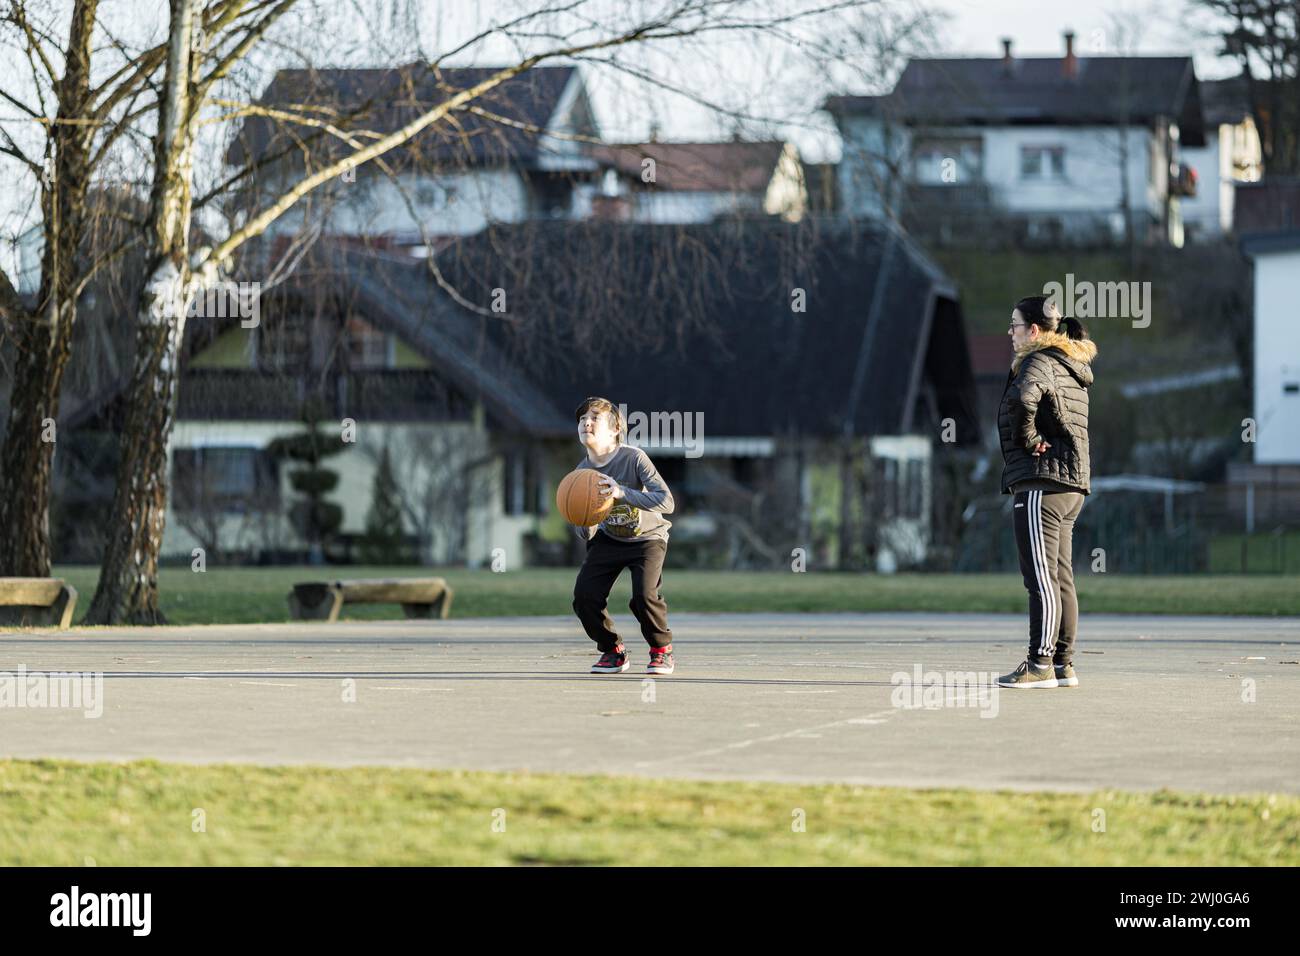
[0, 577, 78, 630]
[287, 578, 453, 622]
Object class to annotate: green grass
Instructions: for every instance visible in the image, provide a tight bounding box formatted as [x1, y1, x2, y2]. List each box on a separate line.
[51, 566, 1300, 626]
[1, 759, 1294, 865]
[930, 248, 1133, 337]
[1209, 534, 1300, 575]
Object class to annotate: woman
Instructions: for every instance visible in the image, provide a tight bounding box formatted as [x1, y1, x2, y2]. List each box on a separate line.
[996, 295, 1097, 689]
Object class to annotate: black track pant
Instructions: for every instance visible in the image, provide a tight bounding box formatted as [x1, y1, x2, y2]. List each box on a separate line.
[573, 532, 672, 652]
[1013, 489, 1085, 666]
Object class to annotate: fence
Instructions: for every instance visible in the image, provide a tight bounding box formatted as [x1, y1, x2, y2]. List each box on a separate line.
[956, 482, 1300, 574]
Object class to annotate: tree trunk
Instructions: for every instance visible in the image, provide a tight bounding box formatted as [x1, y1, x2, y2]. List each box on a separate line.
[83, 268, 189, 623]
[0, 0, 98, 576]
[84, 0, 198, 624]
[0, 313, 71, 575]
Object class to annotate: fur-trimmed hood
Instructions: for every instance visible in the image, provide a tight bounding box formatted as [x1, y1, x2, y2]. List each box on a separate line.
[1011, 330, 1098, 386]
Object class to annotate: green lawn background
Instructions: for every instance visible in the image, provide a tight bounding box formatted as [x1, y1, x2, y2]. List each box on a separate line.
[50, 566, 1300, 625]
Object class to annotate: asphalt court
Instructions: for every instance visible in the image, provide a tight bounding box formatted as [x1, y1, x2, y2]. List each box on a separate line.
[1, 612, 1296, 794]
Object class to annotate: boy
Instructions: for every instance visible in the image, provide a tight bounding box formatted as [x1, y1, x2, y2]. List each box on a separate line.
[570, 397, 676, 675]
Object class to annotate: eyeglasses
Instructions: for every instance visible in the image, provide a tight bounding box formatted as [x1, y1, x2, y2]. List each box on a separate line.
[1009, 322, 1028, 331]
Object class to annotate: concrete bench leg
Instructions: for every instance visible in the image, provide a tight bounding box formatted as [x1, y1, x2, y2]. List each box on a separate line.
[401, 587, 453, 620]
[288, 586, 344, 622]
[52, 583, 77, 630]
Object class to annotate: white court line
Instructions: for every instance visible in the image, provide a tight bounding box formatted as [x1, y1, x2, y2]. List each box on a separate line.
[632, 708, 899, 768]
[238, 681, 297, 687]
[371, 687, 454, 692]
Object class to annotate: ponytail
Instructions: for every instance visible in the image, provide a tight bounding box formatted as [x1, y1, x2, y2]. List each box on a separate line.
[1059, 316, 1088, 341]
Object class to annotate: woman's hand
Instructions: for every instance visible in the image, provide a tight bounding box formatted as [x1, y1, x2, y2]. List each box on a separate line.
[1031, 440, 1051, 456]
[598, 474, 625, 499]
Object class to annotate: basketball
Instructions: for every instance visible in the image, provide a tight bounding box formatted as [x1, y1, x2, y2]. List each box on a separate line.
[556, 469, 613, 526]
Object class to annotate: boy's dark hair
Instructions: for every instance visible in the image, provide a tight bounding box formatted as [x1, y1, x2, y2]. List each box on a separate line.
[1015, 294, 1089, 341]
[575, 396, 624, 443]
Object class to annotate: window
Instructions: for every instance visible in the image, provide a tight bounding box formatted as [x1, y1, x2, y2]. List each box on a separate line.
[913, 138, 983, 184]
[1021, 146, 1065, 180]
[173, 446, 279, 513]
[873, 456, 926, 520]
[344, 315, 391, 369]
[903, 459, 925, 519]
[875, 457, 899, 517]
[414, 181, 442, 206]
[502, 449, 542, 516]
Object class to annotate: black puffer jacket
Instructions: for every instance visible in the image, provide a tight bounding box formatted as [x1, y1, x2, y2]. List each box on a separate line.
[998, 331, 1098, 494]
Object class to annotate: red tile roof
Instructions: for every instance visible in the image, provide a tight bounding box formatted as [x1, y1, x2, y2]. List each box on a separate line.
[592, 141, 787, 192]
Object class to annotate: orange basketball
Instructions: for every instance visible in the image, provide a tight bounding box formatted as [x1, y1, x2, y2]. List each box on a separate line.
[556, 469, 613, 526]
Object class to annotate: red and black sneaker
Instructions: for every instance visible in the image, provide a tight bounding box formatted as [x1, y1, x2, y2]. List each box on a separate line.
[591, 645, 629, 674]
[647, 644, 675, 675]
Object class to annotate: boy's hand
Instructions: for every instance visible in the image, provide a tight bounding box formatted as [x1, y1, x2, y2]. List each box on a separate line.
[597, 474, 625, 499]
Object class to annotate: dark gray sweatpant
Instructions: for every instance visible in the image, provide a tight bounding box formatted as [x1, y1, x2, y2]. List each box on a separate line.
[1012, 489, 1085, 665]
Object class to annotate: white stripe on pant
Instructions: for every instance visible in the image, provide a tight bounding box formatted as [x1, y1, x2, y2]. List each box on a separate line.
[1012, 487, 1085, 664]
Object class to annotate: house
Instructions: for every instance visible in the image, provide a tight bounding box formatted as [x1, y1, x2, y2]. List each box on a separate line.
[823, 32, 1206, 246]
[147, 219, 978, 571]
[1225, 229, 1300, 532]
[1179, 75, 1263, 239]
[589, 140, 808, 223]
[227, 66, 812, 240]
[1241, 229, 1300, 466]
[225, 64, 603, 250]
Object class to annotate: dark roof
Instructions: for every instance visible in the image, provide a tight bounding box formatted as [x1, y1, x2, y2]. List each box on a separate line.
[66, 221, 980, 445]
[826, 56, 1205, 146]
[265, 245, 573, 435]
[1241, 226, 1300, 256]
[1235, 178, 1300, 234]
[592, 141, 788, 192]
[225, 64, 582, 170]
[420, 220, 979, 441]
[1199, 75, 1252, 126]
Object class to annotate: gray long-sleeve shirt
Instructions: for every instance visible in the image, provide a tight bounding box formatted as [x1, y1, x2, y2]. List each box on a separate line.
[573, 445, 674, 543]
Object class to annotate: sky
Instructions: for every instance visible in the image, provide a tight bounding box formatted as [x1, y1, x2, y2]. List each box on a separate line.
[411, 0, 1242, 161]
[931, 0, 1228, 73]
[0, 0, 1248, 255]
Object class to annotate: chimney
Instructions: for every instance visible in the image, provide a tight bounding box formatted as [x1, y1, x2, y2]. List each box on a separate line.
[1001, 37, 1014, 74]
[1062, 30, 1078, 80]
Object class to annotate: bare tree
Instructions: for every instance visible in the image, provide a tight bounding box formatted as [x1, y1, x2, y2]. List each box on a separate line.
[1192, 0, 1300, 175]
[0, 0, 302, 575]
[0, 0, 136, 574]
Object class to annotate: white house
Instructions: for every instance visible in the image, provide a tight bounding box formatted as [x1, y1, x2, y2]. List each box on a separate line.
[1179, 75, 1263, 239]
[225, 64, 604, 251]
[824, 32, 1207, 246]
[1242, 230, 1300, 465]
[589, 141, 808, 223]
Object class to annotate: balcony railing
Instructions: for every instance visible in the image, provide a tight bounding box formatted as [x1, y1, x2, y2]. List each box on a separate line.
[178, 368, 471, 422]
